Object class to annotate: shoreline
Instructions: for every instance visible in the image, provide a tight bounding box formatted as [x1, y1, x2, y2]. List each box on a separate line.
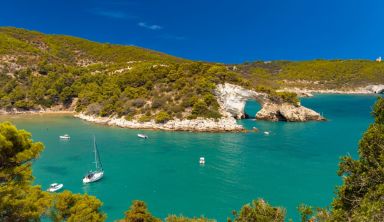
[0, 89, 380, 131]
[74, 113, 245, 132]
[0, 110, 75, 115]
[278, 87, 382, 97]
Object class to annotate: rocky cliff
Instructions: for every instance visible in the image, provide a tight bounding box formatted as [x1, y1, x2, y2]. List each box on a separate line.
[215, 83, 325, 122]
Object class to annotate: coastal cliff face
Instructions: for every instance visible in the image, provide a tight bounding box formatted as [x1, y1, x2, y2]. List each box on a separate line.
[214, 83, 268, 119]
[215, 83, 325, 122]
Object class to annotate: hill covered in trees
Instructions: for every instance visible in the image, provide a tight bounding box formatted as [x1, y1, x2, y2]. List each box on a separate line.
[0, 27, 382, 124]
[237, 60, 384, 90]
[0, 27, 300, 122]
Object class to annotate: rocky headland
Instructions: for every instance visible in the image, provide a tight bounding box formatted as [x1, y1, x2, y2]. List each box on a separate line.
[215, 83, 325, 122]
[1, 83, 327, 132]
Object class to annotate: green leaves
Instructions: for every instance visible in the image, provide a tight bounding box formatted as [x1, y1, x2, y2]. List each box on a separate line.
[230, 199, 286, 222]
[123, 200, 161, 222]
[0, 122, 106, 222]
[50, 191, 106, 222]
[330, 97, 384, 221]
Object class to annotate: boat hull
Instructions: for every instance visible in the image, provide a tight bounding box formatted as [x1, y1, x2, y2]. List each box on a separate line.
[59, 136, 70, 139]
[83, 171, 104, 183]
[47, 184, 63, 192]
[138, 134, 148, 139]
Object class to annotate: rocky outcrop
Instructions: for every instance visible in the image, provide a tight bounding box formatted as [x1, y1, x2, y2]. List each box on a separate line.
[365, 85, 384, 94]
[215, 83, 269, 119]
[215, 83, 325, 122]
[256, 102, 325, 122]
[75, 113, 244, 132]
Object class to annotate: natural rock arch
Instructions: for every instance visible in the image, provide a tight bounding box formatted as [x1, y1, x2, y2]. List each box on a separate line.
[215, 83, 325, 122]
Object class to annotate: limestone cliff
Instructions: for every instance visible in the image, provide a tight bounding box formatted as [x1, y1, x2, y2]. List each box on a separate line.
[215, 83, 325, 122]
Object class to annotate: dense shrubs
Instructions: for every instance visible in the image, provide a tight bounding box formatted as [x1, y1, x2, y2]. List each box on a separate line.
[155, 111, 172, 123]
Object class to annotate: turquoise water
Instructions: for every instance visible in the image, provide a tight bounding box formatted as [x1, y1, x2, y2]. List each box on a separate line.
[0, 94, 379, 221]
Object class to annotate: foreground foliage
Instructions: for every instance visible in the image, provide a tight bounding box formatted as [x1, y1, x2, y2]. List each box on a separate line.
[0, 122, 106, 222]
[330, 97, 384, 221]
[229, 199, 285, 222]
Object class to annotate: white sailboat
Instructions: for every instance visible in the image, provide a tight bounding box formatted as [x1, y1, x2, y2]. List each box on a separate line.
[83, 136, 104, 184]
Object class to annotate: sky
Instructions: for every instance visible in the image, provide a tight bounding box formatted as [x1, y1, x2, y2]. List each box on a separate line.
[0, 0, 383, 63]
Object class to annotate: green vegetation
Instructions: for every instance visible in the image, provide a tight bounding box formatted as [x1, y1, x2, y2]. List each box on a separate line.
[330, 97, 384, 221]
[0, 122, 106, 221]
[165, 215, 214, 222]
[119, 200, 161, 222]
[238, 60, 384, 90]
[0, 27, 255, 121]
[0, 27, 305, 122]
[229, 199, 285, 222]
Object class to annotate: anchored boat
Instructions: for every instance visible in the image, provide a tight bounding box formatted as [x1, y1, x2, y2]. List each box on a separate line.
[137, 134, 148, 139]
[199, 157, 205, 165]
[59, 134, 70, 140]
[47, 183, 63, 192]
[83, 136, 104, 184]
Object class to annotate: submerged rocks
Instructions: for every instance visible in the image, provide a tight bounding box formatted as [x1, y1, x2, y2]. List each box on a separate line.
[256, 103, 325, 122]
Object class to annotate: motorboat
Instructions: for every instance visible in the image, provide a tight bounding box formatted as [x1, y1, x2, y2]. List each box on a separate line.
[47, 183, 63, 192]
[264, 131, 270, 135]
[199, 157, 205, 165]
[59, 134, 70, 140]
[137, 134, 148, 139]
[83, 136, 104, 184]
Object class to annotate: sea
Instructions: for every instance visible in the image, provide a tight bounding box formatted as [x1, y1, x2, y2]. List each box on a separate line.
[0, 94, 379, 221]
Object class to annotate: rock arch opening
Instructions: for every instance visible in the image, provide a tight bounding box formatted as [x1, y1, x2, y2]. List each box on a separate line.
[244, 100, 262, 119]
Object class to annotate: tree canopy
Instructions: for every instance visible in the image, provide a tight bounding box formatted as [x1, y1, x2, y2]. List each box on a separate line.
[0, 122, 106, 222]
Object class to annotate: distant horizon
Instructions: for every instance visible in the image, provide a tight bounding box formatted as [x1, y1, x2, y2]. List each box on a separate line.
[1, 0, 382, 63]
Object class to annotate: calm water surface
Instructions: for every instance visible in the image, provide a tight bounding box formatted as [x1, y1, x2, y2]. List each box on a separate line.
[0, 94, 378, 221]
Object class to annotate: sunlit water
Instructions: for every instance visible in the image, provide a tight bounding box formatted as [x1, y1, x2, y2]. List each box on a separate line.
[0, 94, 379, 221]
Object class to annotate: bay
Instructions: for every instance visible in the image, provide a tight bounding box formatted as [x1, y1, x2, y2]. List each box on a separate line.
[0, 94, 378, 221]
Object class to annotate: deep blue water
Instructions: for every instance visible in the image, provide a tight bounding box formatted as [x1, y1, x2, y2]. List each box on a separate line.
[0, 94, 379, 221]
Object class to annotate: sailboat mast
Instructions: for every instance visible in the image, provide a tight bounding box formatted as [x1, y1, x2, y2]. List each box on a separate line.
[94, 136, 98, 170]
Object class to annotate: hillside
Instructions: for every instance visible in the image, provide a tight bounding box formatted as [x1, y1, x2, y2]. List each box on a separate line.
[2, 27, 377, 126]
[0, 27, 260, 123]
[236, 60, 384, 91]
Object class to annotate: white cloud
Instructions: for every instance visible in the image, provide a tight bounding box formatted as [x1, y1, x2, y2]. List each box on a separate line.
[90, 8, 137, 19]
[138, 22, 163, 30]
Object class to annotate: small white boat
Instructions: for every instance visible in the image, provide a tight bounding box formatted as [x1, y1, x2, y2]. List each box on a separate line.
[137, 134, 148, 139]
[199, 157, 205, 165]
[264, 131, 270, 135]
[47, 183, 63, 192]
[59, 134, 70, 140]
[83, 136, 104, 184]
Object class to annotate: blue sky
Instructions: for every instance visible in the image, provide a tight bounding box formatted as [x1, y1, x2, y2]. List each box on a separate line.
[1, 0, 383, 63]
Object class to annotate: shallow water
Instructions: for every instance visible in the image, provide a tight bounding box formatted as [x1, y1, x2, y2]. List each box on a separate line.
[0, 94, 378, 221]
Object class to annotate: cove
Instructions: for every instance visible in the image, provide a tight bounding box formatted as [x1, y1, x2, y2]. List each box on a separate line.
[0, 94, 378, 221]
